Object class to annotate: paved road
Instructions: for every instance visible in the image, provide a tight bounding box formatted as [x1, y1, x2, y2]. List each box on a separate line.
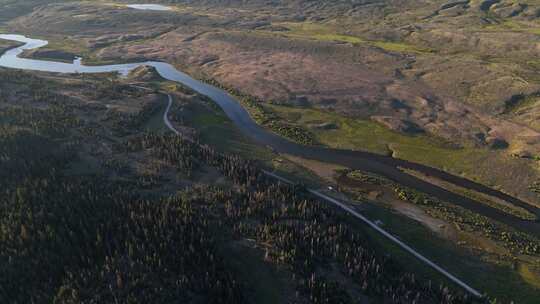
[163, 94, 179, 135]
[160, 93, 484, 299]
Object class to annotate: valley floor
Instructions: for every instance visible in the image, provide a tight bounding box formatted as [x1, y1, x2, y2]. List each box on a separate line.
[0, 0, 540, 302]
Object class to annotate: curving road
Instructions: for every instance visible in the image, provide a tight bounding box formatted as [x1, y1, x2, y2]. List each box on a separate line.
[163, 94, 179, 136]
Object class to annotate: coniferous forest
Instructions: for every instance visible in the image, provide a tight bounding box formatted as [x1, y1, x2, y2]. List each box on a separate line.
[0, 69, 489, 303]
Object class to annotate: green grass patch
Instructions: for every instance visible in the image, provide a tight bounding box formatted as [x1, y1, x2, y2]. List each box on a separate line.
[269, 21, 432, 54]
[264, 103, 526, 186]
[266, 103, 474, 156]
[310, 33, 364, 44]
[372, 41, 433, 54]
[275, 22, 365, 43]
[181, 100, 274, 161]
[283, 25, 362, 43]
[142, 100, 168, 133]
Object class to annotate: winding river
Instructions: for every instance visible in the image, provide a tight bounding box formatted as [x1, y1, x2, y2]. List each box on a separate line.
[1, 32, 539, 236]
